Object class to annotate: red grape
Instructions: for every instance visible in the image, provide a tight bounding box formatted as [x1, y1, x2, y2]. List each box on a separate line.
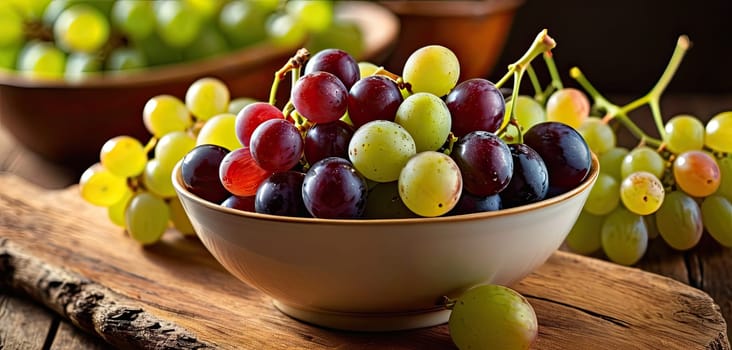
[234, 102, 284, 146]
[451, 131, 513, 196]
[221, 195, 256, 212]
[304, 120, 354, 165]
[304, 48, 360, 89]
[524, 122, 592, 193]
[250, 118, 304, 172]
[219, 147, 271, 196]
[181, 144, 231, 203]
[292, 71, 348, 124]
[255, 171, 308, 217]
[446, 78, 505, 137]
[347, 75, 403, 127]
[302, 157, 368, 219]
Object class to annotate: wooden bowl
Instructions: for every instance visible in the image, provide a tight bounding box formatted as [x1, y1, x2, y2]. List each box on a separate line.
[379, 0, 523, 81]
[0, 1, 398, 172]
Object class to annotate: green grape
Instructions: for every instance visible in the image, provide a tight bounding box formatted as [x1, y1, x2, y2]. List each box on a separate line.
[599, 147, 629, 180]
[79, 163, 129, 207]
[169, 196, 195, 235]
[196, 113, 242, 151]
[398, 151, 461, 217]
[65, 52, 102, 79]
[142, 158, 176, 198]
[402, 45, 460, 97]
[285, 0, 333, 33]
[545, 88, 590, 129]
[183, 26, 229, 61]
[620, 171, 664, 216]
[266, 12, 307, 48]
[578, 117, 616, 155]
[155, 0, 202, 48]
[8, 0, 51, 19]
[185, 77, 230, 121]
[54, 4, 110, 53]
[715, 156, 732, 200]
[705, 111, 732, 153]
[620, 146, 666, 180]
[306, 19, 363, 59]
[125, 192, 170, 245]
[601, 206, 648, 266]
[663, 114, 704, 154]
[644, 214, 660, 240]
[100, 135, 147, 178]
[0, 3, 24, 48]
[673, 150, 721, 197]
[155, 131, 196, 170]
[565, 210, 604, 255]
[219, 0, 268, 48]
[701, 195, 732, 247]
[111, 0, 155, 40]
[348, 120, 416, 183]
[228, 97, 257, 115]
[142, 94, 192, 137]
[654, 191, 702, 250]
[513, 95, 546, 131]
[394, 92, 452, 152]
[584, 172, 620, 215]
[105, 47, 146, 71]
[17, 41, 66, 79]
[182, 0, 225, 20]
[0, 44, 21, 70]
[364, 182, 417, 219]
[449, 284, 537, 350]
[358, 61, 379, 78]
[42, 0, 70, 26]
[133, 32, 182, 66]
[107, 189, 133, 227]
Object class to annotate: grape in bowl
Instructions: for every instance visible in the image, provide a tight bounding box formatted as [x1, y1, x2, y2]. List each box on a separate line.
[171, 153, 598, 332]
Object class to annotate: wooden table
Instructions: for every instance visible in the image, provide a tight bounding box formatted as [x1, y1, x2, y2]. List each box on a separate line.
[1, 93, 732, 349]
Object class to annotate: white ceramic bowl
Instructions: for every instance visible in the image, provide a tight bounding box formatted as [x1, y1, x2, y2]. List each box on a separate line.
[172, 155, 599, 331]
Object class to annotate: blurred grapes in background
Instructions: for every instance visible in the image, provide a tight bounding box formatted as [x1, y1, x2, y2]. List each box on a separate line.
[494, 0, 732, 94]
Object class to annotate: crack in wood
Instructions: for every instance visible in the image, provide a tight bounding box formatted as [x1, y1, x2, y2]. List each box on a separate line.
[525, 294, 632, 329]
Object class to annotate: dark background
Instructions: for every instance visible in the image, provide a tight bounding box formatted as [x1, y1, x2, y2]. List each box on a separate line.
[492, 0, 732, 94]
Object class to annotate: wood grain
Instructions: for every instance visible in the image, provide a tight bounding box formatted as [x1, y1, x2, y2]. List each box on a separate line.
[0, 173, 728, 349]
[0, 294, 54, 350]
[51, 321, 108, 350]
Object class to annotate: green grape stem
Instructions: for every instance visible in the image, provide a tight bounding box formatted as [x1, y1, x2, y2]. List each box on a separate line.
[495, 29, 557, 136]
[569, 35, 691, 151]
[543, 51, 563, 90]
[269, 48, 310, 106]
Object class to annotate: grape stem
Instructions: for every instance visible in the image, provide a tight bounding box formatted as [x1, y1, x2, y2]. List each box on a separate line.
[495, 29, 557, 137]
[269, 48, 311, 106]
[569, 35, 691, 150]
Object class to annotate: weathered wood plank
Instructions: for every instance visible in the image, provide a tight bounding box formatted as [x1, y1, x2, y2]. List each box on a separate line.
[0, 173, 728, 349]
[51, 321, 115, 350]
[0, 293, 54, 350]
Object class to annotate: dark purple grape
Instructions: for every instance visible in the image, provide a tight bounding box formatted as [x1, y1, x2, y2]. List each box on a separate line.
[221, 195, 256, 212]
[451, 131, 513, 196]
[302, 157, 368, 219]
[304, 48, 360, 89]
[500, 143, 549, 208]
[304, 120, 354, 165]
[449, 192, 502, 215]
[523, 122, 591, 193]
[364, 181, 418, 219]
[347, 75, 403, 127]
[445, 78, 505, 137]
[292, 71, 348, 124]
[250, 118, 303, 172]
[181, 144, 231, 203]
[255, 171, 308, 217]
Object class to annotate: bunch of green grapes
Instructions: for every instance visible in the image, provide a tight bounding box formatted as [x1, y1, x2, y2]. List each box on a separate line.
[79, 76, 256, 245]
[0, 0, 363, 79]
[507, 37, 732, 266]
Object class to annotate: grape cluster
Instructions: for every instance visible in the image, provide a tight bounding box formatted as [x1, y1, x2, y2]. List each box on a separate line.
[0, 0, 361, 79]
[79, 76, 253, 244]
[523, 36, 732, 266]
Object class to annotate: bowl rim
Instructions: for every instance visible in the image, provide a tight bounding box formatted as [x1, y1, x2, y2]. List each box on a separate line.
[0, 1, 398, 90]
[173, 152, 599, 226]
